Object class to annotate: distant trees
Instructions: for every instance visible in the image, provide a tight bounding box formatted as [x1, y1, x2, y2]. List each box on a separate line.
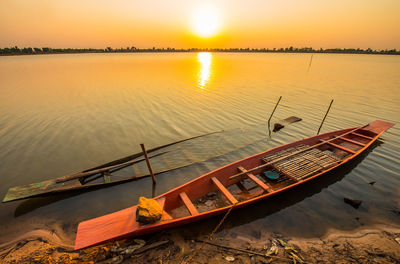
[0, 46, 398, 56]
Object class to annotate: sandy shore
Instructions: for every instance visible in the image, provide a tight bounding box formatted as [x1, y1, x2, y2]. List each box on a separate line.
[1, 223, 399, 264]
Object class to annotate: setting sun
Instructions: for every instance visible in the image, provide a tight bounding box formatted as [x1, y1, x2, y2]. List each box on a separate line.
[191, 5, 220, 38]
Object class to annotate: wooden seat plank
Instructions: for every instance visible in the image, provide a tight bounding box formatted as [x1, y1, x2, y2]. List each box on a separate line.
[351, 132, 373, 140]
[339, 137, 365, 146]
[156, 197, 173, 220]
[319, 140, 356, 154]
[179, 192, 199, 216]
[237, 166, 271, 192]
[211, 177, 238, 204]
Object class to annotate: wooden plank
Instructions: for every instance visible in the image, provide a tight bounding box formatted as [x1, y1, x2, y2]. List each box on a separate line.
[319, 140, 356, 154]
[179, 192, 199, 216]
[156, 197, 173, 221]
[237, 166, 271, 192]
[211, 177, 238, 204]
[351, 132, 373, 140]
[157, 196, 166, 208]
[340, 137, 365, 146]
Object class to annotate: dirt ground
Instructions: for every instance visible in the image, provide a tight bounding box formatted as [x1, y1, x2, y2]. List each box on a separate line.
[1, 223, 399, 264]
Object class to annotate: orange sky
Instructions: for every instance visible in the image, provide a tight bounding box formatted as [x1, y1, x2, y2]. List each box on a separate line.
[0, 0, 399, 49]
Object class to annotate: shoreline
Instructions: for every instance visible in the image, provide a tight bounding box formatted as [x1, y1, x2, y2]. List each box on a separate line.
[1, 223, 399, 263]
[1, 50, 400, 57]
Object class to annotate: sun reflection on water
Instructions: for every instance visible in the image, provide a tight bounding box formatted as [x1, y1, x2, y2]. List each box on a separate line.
[197, 52, 212, 89]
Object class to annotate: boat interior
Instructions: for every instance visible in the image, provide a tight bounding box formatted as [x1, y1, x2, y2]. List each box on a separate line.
[75, 122, 394, 250]
[158, 128, 377, 220]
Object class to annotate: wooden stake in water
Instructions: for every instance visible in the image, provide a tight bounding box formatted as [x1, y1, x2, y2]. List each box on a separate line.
[268, 96, 282, 125]
[140, 143, 156, 184]
[317, 99, 334, 135]
[308, 54, 314, 71]
[267, 96, 282, 136]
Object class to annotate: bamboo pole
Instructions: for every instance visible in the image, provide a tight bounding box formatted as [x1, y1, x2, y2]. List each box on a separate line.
[317, 99, 334, 135]
[267, 96, 282, 136]
[141, 143, 156, 184]
[268, 96, 282, 125]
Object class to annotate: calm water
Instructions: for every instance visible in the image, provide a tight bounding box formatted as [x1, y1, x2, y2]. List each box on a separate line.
[0, 53, 399, 244]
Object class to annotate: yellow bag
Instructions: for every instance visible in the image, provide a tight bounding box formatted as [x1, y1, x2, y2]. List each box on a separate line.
[136, 197, 163, 224]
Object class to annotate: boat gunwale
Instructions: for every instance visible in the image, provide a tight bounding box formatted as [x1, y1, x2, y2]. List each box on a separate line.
[130, 127, 384, 228]
[75, 121, 393, 250]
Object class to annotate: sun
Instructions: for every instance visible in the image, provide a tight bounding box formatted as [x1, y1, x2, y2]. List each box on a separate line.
[191, 6, 220, 38]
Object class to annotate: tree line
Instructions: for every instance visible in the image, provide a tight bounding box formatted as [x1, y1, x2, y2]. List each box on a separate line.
[1, 46, 398, 55]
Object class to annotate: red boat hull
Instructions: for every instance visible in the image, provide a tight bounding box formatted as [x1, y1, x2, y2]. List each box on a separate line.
[75, 120, 394, 250]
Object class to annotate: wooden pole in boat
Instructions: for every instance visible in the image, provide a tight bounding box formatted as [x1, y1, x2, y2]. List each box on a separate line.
[268, 96, 282, 125]
[317, 99, 334, 135]
[140, 143, 156, 184]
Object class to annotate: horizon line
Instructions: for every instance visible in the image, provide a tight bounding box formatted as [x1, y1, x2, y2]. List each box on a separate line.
[1, 46, 399, 56]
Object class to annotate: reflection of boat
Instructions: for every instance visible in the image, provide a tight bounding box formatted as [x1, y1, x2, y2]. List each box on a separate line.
[75, 120, 394, 250]
[2, 131, 222, 203]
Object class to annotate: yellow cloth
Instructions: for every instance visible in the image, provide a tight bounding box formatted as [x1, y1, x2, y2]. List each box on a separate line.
[136, 197, 163, 224]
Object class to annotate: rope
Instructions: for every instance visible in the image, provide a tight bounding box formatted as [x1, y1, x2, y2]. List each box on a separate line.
[183, 203, 237, 263]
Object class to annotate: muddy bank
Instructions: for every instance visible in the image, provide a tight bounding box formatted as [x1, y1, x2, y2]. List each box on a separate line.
[1, 224, 399, 263]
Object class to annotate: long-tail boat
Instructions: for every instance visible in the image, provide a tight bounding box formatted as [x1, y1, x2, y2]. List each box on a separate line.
[2, 131, 222, 203]
[74, 120, 393, 250]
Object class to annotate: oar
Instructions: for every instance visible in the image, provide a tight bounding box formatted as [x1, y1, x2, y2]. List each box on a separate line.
[229, 125, 367, 180]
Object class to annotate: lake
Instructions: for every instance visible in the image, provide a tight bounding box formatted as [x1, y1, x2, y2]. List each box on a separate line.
[0, 52, 399, 244]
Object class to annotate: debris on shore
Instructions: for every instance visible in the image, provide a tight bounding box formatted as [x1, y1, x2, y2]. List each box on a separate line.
[1, 225, 399, 263]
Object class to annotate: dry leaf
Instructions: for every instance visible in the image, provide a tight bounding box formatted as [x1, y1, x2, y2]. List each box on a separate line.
[278, 239, 287, 247]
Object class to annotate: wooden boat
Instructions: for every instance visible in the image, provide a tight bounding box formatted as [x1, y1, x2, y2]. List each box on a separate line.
[74, 120, 393, 250]
[2, 131, 222, 203]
